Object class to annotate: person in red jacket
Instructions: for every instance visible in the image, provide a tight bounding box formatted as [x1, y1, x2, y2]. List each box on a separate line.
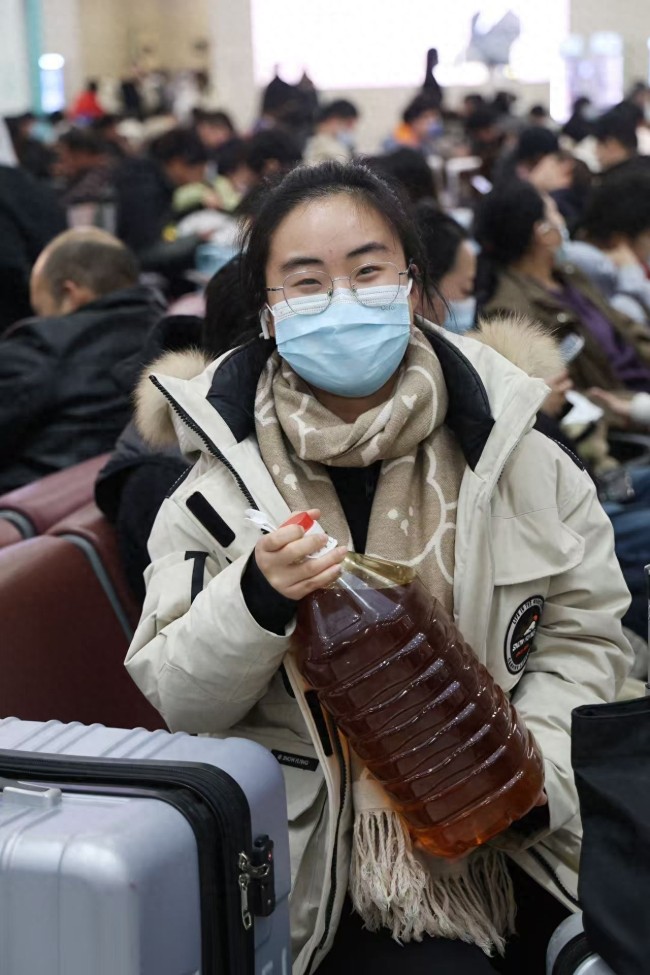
[70, 80, 105, 122]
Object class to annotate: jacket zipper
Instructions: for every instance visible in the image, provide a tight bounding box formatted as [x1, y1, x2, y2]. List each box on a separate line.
[156, 372, 353, 966]
[306, 725, 348, 975]
[528, 848, 580, 909]
[150, 375, 257, 508]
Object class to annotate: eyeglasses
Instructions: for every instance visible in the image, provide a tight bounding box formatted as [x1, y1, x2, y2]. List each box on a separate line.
[266, 261, 412, 316]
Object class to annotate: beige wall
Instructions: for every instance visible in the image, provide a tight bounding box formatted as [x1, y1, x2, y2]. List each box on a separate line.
[74, 0, 211, 80]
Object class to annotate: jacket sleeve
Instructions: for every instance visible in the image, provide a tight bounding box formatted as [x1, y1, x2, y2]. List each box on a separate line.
[0, 330, 54, 467]
[505, 469, 634, 847]
[124, 494, 292, 734]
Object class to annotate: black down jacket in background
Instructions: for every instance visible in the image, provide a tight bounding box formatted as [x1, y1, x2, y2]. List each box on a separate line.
[0, 284, 166, 493]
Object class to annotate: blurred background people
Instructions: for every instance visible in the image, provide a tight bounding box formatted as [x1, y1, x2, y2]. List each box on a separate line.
[304, 100, 359, 165]
[70, 79, 105, 122]
[385, 93, 442, 153]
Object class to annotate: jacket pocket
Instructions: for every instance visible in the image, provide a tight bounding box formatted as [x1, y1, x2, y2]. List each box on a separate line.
[492, 507, 585, 586]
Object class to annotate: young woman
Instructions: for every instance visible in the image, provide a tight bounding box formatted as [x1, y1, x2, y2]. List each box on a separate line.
[414, 203, 477, 332]
[475, 179, 650, 398]
[126, 162, 632, 975]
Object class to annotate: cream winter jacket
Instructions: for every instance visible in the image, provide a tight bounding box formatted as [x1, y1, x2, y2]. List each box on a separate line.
[125, 320, 633, 974]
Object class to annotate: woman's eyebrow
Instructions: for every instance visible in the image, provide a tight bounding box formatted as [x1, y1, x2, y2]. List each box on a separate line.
[278, 241, 390, 275]
[279, 255, 324, 274]
[346, 241, 390, 260]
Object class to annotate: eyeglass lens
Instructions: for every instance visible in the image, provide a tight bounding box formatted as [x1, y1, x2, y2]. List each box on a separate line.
[282, 262, 404, 315]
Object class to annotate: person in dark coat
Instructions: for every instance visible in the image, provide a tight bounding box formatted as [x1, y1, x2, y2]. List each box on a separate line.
[112, 127, 208, 277]
[595, 105, 650, 179]
[0, 227, 166, 494]
[0, 164, 66, 335]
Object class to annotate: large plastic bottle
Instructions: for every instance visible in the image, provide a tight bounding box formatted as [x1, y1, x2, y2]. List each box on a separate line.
[292, 540, 545, 860]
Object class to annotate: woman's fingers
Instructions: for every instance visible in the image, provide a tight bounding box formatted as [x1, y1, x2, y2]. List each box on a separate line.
[260, 523, 305, 553]
[276, 533, 331, 566]
[254, 509, 346, 599]
[285, 560, 346, 600]
[293, 545, 348, 581]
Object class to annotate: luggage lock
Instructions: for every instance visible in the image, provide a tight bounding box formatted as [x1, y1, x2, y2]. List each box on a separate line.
[238, 835, 276, 929]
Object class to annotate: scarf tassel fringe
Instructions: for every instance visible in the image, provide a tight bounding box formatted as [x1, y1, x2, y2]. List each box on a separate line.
[349, 809, 517, 956]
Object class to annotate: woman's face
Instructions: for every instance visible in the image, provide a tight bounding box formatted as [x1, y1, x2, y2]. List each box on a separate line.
[264, 193, 411, 332]
[534, 195, 565, 257]
[428, 241, 476, 324]
[438, 241, 477, 303]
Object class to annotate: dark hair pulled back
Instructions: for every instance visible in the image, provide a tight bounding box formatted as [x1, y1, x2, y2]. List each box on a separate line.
[473, 180, 545, 306]
[474, 180, 545, 266]
[239, 161, 429, 319]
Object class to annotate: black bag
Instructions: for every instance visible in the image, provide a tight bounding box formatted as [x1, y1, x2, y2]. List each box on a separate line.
[572, 694, 650, 975]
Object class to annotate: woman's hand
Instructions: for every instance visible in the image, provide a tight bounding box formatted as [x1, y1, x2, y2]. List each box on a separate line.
[588, 387, 634, 421]
[255, 508, 348, 600]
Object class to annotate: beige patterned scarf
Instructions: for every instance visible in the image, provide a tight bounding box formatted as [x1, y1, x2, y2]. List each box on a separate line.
[254, 327, 464, 602]
[255, 326, 515, 954]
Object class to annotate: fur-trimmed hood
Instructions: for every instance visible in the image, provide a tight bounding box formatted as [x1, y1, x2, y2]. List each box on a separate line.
[135, 347, 211, 450]
[472, 315, 564, 380]
[134, 316, 554, 461]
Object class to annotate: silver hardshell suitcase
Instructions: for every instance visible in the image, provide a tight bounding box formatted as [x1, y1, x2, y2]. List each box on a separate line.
[0, 718, 292, 975]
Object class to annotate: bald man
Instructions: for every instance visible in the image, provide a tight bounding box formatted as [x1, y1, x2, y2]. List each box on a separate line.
[0, 228, 165, 493]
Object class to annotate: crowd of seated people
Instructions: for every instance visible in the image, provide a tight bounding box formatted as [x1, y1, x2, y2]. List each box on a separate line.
[4, 66, 650, 973]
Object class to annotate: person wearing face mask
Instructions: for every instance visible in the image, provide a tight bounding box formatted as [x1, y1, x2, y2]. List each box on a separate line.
[567, 171, 650, 324]
[126, 162, 632, 974]
[476, 180, 650, 425]
[415, 203, 579, 445]
[304, 101, 360, 166]
[385, 94, 443, 154]
[413, 203, 477, 334]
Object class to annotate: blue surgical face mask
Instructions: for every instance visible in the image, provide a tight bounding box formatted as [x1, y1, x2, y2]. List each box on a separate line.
[337, 129, 356, 150]
[555, 224, 571, 264]
[267, 283, 412, 398]
[442, 297, 477, 334]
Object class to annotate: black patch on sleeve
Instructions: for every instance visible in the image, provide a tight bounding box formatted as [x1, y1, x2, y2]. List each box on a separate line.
[186, 491, 236, 547]
[184, 550, 209, 603]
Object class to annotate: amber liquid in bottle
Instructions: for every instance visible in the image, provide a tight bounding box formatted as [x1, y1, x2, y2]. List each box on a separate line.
[293, 554, 544, 859]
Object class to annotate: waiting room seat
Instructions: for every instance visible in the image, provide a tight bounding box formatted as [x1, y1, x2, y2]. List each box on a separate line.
[0, 535, 165, 730]
[0, 453, 110, 540]
[47, 501, 142, 635]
